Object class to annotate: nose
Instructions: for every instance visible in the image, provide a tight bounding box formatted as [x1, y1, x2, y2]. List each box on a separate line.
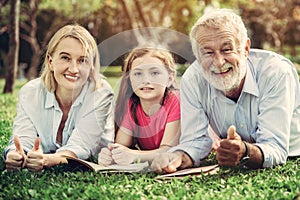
[212, 51, 226, 67]
[142, 73, 151, 84]
[68, 60, 79, 73]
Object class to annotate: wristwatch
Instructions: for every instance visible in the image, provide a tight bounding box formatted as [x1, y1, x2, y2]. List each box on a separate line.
[239, 141, 250, 166]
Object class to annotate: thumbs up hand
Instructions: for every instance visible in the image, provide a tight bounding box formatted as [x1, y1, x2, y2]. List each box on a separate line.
[227, 125, 241, 140]
[5, 135, 27, 171]
[216, 125, 244, 167]
[26, 137, 44, 172]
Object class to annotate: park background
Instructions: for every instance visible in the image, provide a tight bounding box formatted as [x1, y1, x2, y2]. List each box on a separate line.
[0, 0, 299, 199]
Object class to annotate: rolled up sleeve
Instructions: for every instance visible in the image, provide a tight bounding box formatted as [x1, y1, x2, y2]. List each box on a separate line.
[169, 67, 212, 166]
[254, 71, 295, 168]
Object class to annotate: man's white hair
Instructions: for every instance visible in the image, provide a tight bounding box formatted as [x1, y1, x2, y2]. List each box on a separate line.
[190, 8, 248, 62]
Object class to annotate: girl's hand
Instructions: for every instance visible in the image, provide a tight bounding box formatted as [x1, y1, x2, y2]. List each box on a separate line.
[110, 143, 137, 165]
[5, 136, 27, 171]
[98, 145, 114, 166]
[26, 137, 44, 172]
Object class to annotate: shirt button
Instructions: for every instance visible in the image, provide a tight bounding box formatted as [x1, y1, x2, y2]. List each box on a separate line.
[240, 124, 244, 128]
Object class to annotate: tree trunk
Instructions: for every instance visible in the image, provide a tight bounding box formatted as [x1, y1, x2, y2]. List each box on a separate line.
[21, 0, 42, 80]
[3, 0, 20, 94]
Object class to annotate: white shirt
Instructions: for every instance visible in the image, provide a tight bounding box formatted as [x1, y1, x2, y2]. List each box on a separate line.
[4, 78, 115, 160]
[171, 49, 300, 168]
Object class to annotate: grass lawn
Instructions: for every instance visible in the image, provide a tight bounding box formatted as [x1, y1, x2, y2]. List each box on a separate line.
[0, 78, 299, 200]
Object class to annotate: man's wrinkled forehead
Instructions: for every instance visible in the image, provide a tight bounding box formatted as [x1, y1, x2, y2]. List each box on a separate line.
[195, 26, 237, 47]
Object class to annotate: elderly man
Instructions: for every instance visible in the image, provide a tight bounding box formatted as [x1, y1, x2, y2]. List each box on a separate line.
[151, 8, 300, 173]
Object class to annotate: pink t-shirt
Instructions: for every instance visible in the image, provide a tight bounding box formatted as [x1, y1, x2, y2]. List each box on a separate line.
[120, 91, 180, 150]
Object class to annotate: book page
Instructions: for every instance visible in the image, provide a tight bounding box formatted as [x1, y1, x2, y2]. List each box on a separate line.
[156, 164, 219, 180]
[65, 156, 149, 173]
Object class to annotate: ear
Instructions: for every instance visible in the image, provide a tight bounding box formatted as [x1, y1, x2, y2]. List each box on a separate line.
[47, 55, 53, 71]
[167, 72, 175, 88]
[244, 38, 251, 57]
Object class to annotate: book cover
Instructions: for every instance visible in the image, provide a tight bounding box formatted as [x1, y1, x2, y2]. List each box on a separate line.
[64, 156, 149, 173]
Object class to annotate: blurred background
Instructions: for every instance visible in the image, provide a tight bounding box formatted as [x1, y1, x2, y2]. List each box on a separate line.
[0, 0, 300, 93]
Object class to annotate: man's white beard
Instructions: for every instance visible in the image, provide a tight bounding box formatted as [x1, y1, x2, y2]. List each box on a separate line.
[202, 61, 247, 92]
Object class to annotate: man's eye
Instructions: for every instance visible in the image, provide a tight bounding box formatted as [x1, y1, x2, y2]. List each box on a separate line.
[222, 48, 233, 53]
[203, 51, 214, 56]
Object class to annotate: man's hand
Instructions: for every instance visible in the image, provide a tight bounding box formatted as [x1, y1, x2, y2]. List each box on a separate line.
[5, 136, 27, 171]
[26, 137, 44, 172]
[151, 151, 193, 173]
[98, 145, 114, 166]
[216, 125, 246, 166]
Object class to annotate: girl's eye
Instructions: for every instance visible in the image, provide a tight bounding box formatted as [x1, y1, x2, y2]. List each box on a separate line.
[133, 72, 142, 76]
[151, 71, 160, 76]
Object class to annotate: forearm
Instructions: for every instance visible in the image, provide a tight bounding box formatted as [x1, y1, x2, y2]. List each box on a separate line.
[43, 150, 77, 168]
[131, 146, 171, 162]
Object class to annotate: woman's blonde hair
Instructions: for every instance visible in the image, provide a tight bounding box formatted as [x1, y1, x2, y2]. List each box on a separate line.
[41, 24, 101, 92]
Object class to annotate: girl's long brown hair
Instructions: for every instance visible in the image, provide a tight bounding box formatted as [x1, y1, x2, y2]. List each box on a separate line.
[115, 47, 177, 136]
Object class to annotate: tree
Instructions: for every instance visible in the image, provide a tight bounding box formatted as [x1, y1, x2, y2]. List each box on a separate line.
[20, 0, 42, 79]
[3, 0, 20, 94]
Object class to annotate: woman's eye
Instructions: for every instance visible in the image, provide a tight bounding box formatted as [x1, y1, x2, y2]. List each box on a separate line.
[79, 58, 89, 64]
[61, 56, 70, 61]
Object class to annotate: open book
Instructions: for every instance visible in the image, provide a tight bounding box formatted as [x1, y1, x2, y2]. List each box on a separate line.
[155, 164, 219, 180]
[64, 156, 149, 173]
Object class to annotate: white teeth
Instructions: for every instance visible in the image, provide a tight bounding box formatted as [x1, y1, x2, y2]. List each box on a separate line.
[65, 74, 78, 80]
[212, 68, 230, 74]
[141, 87, 153, 90]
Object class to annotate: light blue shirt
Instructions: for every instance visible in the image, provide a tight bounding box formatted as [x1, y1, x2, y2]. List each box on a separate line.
[4, 78, 115, 160]
[171, 49, 300, 168]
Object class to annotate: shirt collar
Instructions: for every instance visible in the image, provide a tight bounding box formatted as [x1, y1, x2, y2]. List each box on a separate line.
[44, 80, 91, 109]
[242, 60, 259, 97]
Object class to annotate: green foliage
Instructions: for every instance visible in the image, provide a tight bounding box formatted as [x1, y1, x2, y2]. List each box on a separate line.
[0, 78, 300, 199]
[101, 66, 123, 77]
[40, 0, 105, 18]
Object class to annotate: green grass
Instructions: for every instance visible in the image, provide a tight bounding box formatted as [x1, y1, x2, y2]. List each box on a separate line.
[0, 78, 300, 199]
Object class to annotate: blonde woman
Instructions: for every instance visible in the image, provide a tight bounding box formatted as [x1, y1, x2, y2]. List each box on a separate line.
[4, 24, 114, 171]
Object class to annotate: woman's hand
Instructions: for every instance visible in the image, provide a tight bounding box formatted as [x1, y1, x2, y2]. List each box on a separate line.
[5, 136, 27, 171]
[26, 137, 44, 172]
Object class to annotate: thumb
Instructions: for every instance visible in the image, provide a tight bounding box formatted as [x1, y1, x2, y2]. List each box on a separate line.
[110, 143, 123, 149]
[32, 137, 41, 151]
[14, 135, 24, 153]
[227, 125, 237, 140]
[165, 153, 182, 172]
[167, 159, 181, 172]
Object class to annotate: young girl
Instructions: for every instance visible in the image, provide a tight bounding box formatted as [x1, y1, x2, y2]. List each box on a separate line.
[98, 47, 180, 166]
